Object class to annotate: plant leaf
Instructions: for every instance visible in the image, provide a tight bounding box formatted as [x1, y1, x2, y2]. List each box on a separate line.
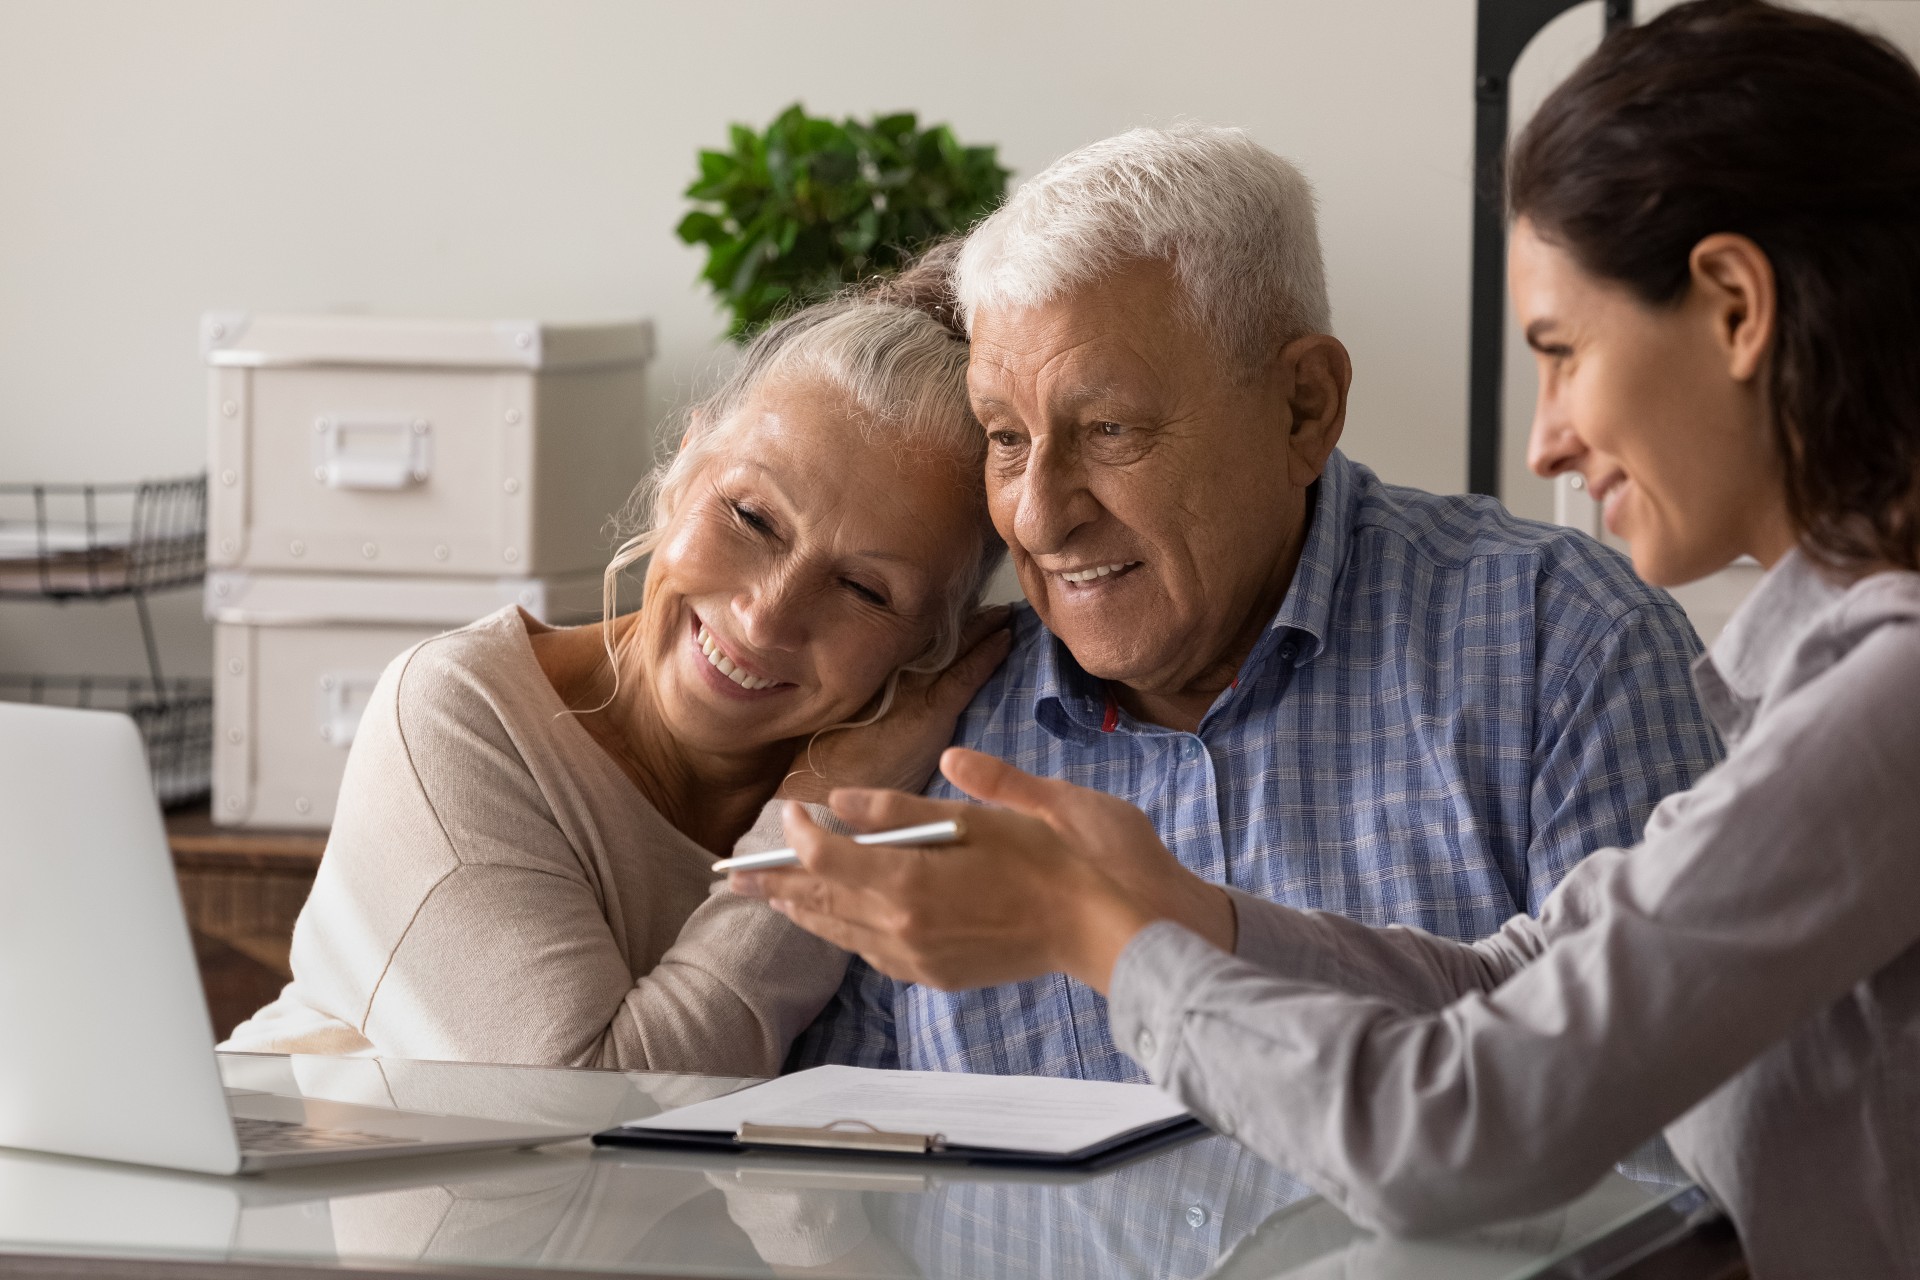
[674, 210, 726, 245]
[678, 103, 1009, 340]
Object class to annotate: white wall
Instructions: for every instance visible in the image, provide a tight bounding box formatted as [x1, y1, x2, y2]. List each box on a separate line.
[0, 0, 1483, 680]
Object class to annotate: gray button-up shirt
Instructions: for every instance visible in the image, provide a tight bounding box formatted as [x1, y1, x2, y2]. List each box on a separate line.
[1109, 550, 1920, 1278]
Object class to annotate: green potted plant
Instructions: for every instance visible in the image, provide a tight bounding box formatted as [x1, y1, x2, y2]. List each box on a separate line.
[677, 104, 1010, 339]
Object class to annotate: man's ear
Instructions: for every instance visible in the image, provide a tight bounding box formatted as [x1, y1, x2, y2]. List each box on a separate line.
[1688, 233, 1776, 384]
[1278, 334, 1351, 484]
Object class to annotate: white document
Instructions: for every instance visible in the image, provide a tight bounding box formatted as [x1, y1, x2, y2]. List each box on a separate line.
[624, 1065, 1191, 1156]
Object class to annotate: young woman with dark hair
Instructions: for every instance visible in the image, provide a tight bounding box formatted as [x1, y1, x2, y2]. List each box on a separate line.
[730, 3, 1920, 1272]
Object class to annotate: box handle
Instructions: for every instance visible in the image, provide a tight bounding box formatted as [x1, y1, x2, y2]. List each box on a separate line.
[318, 672, 380, 748]
[314, 415, 432, 491]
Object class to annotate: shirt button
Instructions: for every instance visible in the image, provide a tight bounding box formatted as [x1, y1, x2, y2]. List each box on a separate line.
[1185, 1204, 1209, 1229]
[1178, 739, 1201, 762]
[1136, 1029, 1156, 1060]
[1279, 641, 1298, 663]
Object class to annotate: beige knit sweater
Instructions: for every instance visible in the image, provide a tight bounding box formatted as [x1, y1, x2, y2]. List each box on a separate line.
[222, 608, 849, 1075]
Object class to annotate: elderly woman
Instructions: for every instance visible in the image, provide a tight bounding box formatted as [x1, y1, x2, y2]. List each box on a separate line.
[738, 2, 1920, 1273]
[224, 266, 1008, 1075]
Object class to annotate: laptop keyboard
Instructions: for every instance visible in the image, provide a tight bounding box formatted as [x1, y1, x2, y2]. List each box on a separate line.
[233, 1115, 419, 1154]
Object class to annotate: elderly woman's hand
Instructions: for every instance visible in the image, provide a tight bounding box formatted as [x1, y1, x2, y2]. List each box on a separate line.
[778, 607, 1011, 803]
[731, 747, 1235, 993]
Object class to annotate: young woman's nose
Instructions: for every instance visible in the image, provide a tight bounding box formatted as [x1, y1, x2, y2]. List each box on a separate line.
[1526, 387, 1585, 480]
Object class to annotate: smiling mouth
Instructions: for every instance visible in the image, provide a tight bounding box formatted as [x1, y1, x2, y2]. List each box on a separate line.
[692, 618, 788, 692]
[1056, 561, 1142, 586]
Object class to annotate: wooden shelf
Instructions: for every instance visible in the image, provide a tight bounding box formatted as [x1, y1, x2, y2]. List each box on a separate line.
[166, 805, 326, 871]
[165, 804, 324, 1038]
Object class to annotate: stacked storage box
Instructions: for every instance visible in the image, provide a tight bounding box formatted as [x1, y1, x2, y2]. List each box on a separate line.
[202, 313, 654, 828]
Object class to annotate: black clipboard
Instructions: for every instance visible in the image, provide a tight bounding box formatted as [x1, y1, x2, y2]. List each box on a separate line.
[593, 1113, 1208, 1172]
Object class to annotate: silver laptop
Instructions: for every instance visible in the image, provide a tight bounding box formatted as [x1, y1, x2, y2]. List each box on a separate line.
[0, 701, 591, 1173]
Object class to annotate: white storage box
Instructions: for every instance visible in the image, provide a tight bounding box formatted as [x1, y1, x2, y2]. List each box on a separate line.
[204, 313, 654, 578]
[207, 569, 609, 829]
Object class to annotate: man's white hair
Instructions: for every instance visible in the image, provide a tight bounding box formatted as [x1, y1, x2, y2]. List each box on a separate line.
[955, 123, 1332, 373]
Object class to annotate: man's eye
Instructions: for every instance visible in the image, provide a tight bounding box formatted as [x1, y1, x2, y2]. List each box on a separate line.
[732, 502, 773, 534]
[989, 430, 1025, 449]
[1093, 421, 1128, 437]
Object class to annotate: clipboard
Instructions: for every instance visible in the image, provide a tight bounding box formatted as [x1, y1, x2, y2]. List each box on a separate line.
[591, 1064, 1208, 1172]
[593, 1112, 1207, 1171]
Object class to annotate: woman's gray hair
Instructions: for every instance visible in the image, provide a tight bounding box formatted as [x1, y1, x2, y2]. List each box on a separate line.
[602, 285, 1002, 724]
[954, 123, 1332, 376]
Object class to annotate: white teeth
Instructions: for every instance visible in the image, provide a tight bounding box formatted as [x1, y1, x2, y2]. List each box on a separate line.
[1059, 561, 1137, 584]
[696, 625, 777, 691]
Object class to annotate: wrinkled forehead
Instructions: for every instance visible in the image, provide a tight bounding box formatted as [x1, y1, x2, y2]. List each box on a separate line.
[965, 267, 1211, 411]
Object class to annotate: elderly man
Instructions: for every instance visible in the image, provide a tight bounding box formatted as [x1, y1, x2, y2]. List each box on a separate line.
[762, 125, 1719, 1081]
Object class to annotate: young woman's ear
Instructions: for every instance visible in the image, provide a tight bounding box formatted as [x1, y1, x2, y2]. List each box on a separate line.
[1688, 233, 1778, 384]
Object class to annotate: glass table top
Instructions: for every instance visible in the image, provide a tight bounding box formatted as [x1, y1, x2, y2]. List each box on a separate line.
[0, 1053, 1701, 1279]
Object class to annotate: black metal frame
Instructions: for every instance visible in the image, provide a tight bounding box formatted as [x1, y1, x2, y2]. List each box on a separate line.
[1468, 0, 1633, 496]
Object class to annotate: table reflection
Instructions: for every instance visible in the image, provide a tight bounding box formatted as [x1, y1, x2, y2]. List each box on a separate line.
[304, 1136, 1677, 1279]
[0, 1055, 1690, 1280]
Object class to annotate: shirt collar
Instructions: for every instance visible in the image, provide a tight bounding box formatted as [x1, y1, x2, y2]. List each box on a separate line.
[1257, 447, 1356, 668]
[1030, 617, 1109, 738]
[1029, 449, 1359, 738]
[1692, 547, 1846, 742]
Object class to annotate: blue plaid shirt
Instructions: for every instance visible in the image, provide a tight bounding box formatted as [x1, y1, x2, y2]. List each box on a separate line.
[793, 451, 1721, 1080]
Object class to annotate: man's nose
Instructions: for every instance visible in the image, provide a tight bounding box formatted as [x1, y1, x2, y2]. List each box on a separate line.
[1526, 388, 1583, 480]
[1011, 440, 1099, 555]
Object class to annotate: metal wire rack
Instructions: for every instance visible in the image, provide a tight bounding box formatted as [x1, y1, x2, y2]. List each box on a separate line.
[0, 675, 213, 808]
[0, 475, 207, 597]
[0, 473, 206, 683]
[0, 473, 211, 803]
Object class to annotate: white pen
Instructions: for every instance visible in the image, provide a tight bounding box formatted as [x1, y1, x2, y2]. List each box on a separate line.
[711, 817, 965, 874]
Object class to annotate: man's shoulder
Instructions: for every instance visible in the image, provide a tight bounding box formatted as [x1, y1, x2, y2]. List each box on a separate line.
[948, 604, 1057, 744]
[972, 601, 1055, 694]
[1346, 464, 1677, 629]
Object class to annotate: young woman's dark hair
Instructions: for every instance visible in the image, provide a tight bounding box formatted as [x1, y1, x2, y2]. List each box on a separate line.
[1508, 0, 1920, 572]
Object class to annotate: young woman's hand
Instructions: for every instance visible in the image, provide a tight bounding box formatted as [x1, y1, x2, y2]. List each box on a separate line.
[777, 606, 1012, 802]
[733, 747, 1236, 993]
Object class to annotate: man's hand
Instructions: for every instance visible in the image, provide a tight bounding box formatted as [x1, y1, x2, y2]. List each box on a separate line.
[779, 607, 1012, 803]
[730, 747, 1236, 993]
